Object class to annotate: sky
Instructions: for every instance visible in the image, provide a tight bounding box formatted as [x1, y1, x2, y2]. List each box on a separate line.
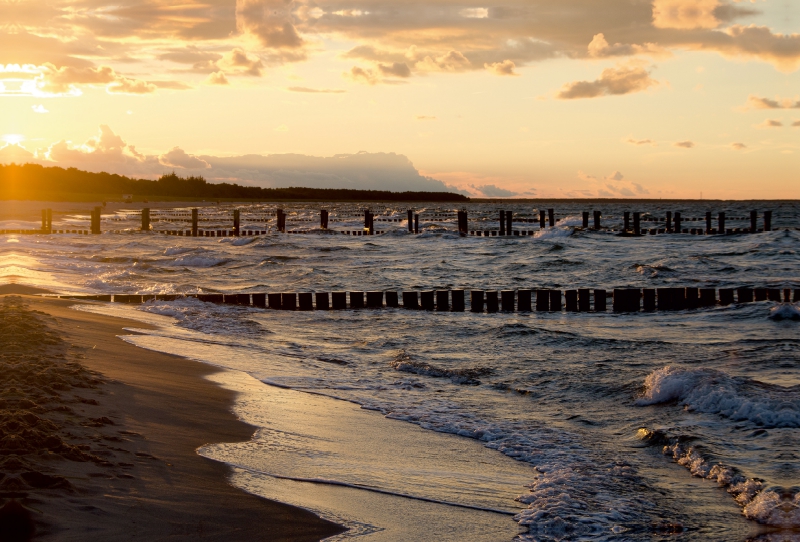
[0, 0, 798, 198]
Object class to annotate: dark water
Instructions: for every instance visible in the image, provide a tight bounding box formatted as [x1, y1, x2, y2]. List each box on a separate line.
[2, 201, 799, 541]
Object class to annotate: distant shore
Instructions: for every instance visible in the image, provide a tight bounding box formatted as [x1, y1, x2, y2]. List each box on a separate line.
[0, 291, 343, 541]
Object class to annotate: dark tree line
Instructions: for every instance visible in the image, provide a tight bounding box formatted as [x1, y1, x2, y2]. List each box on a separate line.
[0, 164, 470, 202]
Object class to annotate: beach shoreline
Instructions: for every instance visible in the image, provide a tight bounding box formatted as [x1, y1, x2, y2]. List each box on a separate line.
[1, 291, 344, 541]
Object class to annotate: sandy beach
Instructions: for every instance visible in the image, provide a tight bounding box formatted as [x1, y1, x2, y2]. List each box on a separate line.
[0, 290, 343, 541]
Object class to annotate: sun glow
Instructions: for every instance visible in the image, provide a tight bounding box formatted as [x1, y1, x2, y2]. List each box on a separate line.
[2, 134, 24, 146]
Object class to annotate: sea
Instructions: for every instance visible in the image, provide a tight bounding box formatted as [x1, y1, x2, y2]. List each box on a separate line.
[2, 201, 799, 541]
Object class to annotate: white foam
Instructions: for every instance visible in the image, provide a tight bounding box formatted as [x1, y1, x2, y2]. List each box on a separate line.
[637, 366, 800, 428]
[533, 227, 572, 240]
[769, 303, 800, 321]
[162, 246, 196, 256]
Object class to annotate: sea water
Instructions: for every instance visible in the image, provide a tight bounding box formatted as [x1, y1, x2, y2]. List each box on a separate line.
[2, 201, 798, 541]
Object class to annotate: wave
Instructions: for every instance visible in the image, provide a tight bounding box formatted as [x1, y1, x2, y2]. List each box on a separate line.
[769, 303, 800, 321]
[636, 366, 800, 428]
[163, 255, 231, 267]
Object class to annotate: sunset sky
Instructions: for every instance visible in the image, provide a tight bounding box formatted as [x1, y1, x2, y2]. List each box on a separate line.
[0, 0, 798, 198]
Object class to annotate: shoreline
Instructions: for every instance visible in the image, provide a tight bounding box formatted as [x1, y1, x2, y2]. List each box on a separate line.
[2, 292, 344, 541]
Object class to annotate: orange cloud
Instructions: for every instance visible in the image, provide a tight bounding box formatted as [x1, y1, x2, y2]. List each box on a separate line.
[652, 0, 721, 30]
[557, 63, 658, 99]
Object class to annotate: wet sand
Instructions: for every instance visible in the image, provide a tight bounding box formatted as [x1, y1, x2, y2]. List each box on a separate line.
[0, 291, 344, 541]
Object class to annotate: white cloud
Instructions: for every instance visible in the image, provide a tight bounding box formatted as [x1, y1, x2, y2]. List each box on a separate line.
[31, 104, 48, 113]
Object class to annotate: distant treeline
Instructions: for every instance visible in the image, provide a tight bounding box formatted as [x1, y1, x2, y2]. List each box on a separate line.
[0, 164, 470, 202]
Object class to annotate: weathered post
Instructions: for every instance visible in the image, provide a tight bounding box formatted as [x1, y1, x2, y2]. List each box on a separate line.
[535, 290, 550, 311]
[364, 209, 370, 233]
[407, 210, 414, 232]
[624, 211, 630, 233]
[633, 212, 641, 236]
[506, 211, 512, 235]
[750, 210, 757, 233]
[643, 288, 656, 311]
[764, 211, 772, 232]
[403, 291, 419, 309]
[436, 290, 450, 311]
[385, 291, 399, 308]
[470, 290, 484, 312]
[705, 211, 712, 234]
[548, 208, 555, 228]
[699, 288, 716, 307]
[451, 290, 465, 311]
[565, 290, 578, 312]
[366, 291, 384, 308]
[141, 208, 150, 232]
[350, 291, 365, 309]
[500, 290, 514, 311]
[549, 290, 562, 312]
[321, 209, 329, 230]
[414, 214, 419, 234]
[41, 209, 47, 233]
[594, 289, 607, 312]
[499, 210, 506, 236]
[192, 208, 198, 237]
[719, 288, 734, 305]
[46, 209, 52, 234]
[582, 211, 589, 229]
[485, 291, 499, 312]
[674, 212, 682, 233]
[578, 289, 590, 312]
[233, 209, 240, 237]
[539, 210, 546, 229]
[281, 293, 297, 310]
[518, 290, 532, 311]
[685, 287, 698, 309]
[332, 292, 347, 310]
[593, 211, 601, 230]
[738, 287, 754, 303]
[252, 293, 267, 308]
[719, 212, 726, 234]
[666, 211, 672, 233]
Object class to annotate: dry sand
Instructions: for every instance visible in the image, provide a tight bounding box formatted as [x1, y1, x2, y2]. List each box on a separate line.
[0, 292, 344, 541]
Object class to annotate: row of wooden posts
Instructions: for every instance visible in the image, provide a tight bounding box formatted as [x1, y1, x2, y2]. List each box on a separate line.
[31, 207, 775, 236]
[61, 286, 797, 312]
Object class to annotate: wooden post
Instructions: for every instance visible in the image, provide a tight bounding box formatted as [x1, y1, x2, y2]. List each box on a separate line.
[784, 289, 792, 302]
[451, 290, 465, 311]
[332, 292, 347, 310]
[549, 290, 561, 312]
[499, 210, 506, 236]
[582, 211, 589, 229]
[385, 291, 399, 308]
[41, 209, 47, 232]
[633, 212, 641, 236]
[624, 212, 630, 233]
[281, 293, 297, 310]
[252, 293, 267, 308]
[500, 290, 514, 311]
[141, 208, 150, 232]
[578, 289, 590, 312]
[321, 210, 329, 230]
[764, 211, 772, 231]
[350, 291, 365, 309]
[470, 290, 484, 312]
[485, 291, 499, 312]
[767, 289, 781, 302]
[420, 291, 435, 310]
[593, 211, 601, 230]
[548, 209, 555, 228]
[233, 209, 240, 236]
[367, 291, 384, 308]
[754, 288, 767, 302]
[414, 214, 419, 234]
[674, 212, 682, 233]
[192, 208, 198, 237]
[517, 290, 532, 312]
[364, 209, 370, 233]
[46, 209, 52, 234]
[535, 289, 550, 311]
[685, 287, 698, 309]
[594, 289, 607, 312]
[407, 210, 414, 232]
[666, 211, 672, 233]
[738, 288, 754, 303]
[506, 211, 512, 235]
[719, 288, 734, 305]
[705, 211, 712, 234]
[565, 290, 578, 312]
[436, 290, 450, 311]
[699, 288, 716, 307]
[539, 210, 546, 229]
[403, 291, 419, 309]
[718, 212, 725, 234]
[314, 292, 329, 310]
[750, 210, 757, 233]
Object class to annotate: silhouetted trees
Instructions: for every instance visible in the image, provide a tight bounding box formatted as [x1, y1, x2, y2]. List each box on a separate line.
[0, 164, 469, 202]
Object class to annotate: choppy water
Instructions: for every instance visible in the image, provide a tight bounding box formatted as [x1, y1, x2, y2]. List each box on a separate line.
[2, 201, 799, 541]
